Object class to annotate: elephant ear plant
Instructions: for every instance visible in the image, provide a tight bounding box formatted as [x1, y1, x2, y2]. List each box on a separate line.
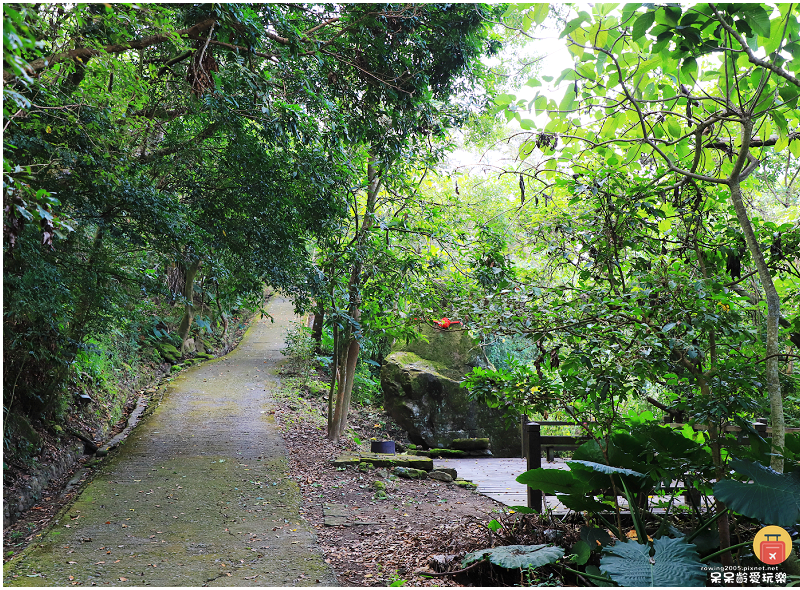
[713, 459, 800, 527]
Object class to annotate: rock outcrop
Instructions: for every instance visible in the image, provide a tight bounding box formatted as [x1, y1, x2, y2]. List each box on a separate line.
[381, 324, 520, 457]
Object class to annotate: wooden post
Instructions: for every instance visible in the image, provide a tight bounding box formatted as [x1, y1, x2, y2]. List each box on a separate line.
[521, 414, 529, 458]
[526, 421, 542, 513]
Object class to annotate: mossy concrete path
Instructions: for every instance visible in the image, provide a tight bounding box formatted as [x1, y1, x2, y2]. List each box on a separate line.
[4, 297, 337, 587]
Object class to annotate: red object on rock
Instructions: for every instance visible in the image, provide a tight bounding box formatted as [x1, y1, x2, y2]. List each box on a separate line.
[433, 317, 461, 329]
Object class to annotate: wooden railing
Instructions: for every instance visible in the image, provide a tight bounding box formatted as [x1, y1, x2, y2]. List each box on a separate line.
[520, 418, 786, 512]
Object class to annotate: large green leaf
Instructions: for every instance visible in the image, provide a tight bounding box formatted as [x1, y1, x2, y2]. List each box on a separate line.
[573, 439, 605, 463]
[517, 468, 593, 495]
[713, 460, 800, 526]
[568, 460, 646, 477]
[558, 493, 612, 513]
[600, 538, 705, 587]
[632, 12, 655, 41]
[741, 5, 772, 38]
[463, 544, 564, 570]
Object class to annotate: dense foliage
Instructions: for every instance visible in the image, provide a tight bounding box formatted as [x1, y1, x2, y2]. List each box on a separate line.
[4, 3, 800, 584]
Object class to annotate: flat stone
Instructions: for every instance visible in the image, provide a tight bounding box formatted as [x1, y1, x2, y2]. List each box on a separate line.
[451, 438, 490, 451]
[426, 448, 468, 458]
[433, 467, 457, 479]
[429, 471, 453, 483]
[454, 479, 478, 489]
[323, 503, 380, 527]
[332, 455, 361, 468]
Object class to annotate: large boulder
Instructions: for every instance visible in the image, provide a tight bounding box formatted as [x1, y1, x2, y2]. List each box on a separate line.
[381, 325, 520, 457]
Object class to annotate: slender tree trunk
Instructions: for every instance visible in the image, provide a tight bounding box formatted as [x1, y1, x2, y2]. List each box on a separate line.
[312, 300, 324, 352]
[328, 156, 383, 441]
[327, 320, 339, 431]
[329, 323, 351, 442]
[729, 178, 785, 473]
[177, 257, 202, 355]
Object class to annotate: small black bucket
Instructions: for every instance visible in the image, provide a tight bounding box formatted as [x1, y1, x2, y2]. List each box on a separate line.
[370, 440, 395, 454]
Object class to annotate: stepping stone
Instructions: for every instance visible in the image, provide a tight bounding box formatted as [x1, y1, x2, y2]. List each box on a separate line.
[323, 504, 379, 527]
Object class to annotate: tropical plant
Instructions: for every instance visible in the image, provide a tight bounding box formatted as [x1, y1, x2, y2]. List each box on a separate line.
[462, 543, 565, 571]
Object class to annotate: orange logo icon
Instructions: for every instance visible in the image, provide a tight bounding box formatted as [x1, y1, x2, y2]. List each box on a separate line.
[754, 526, 790, 565]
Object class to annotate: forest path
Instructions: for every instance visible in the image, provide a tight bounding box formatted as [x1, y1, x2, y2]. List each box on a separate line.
[4, 296, 336, 587]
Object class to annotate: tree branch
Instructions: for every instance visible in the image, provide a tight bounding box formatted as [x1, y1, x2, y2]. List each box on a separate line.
[710, 4, 800, 88]
[4, 18, 217, 83]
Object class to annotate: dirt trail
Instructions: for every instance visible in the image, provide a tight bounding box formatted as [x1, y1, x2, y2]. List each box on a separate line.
[4, 297, 336, 587]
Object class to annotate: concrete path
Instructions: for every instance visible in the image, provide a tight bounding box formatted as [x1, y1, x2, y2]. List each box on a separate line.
[4, 297, 336, 587]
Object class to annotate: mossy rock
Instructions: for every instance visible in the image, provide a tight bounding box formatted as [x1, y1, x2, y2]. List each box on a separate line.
[155, 342, 180, 363]
[332, 453, 433, 472]
[394, 467, 428, 480]
[358, 462, 374, 472]
[170, 364, 182, 373]
[454, 479, 477, 489]
[195, 352, 214, 360]
[373, 480, 386, 491]
[434, 467, 458, 479]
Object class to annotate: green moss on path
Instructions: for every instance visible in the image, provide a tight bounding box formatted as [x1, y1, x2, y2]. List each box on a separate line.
[3, 297, 336, 587]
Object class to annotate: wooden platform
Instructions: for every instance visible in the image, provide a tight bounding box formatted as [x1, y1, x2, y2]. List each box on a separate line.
[434, 457, 700, 514]
[434, 457, 570, 508]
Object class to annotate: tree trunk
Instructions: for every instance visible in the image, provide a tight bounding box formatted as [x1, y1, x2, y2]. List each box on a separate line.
[327, 319, 339, 431]
[327, 156, 383, 441]
[729, 178, 785, 473]
[177, 257, 202, 355]
[312, 301, 324, 352]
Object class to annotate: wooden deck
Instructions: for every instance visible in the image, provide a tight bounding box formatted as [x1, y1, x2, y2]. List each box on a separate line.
[434, 457, 699, 514]
[434, 457, 570, 508]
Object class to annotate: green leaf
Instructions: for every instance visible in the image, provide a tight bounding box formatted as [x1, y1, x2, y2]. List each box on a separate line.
[581, 526, 613, 547]
[712, 460, 800, 526]
[573, 440, 605, 463]
[600, 538, 706, 587]
[568, 460, 646, 478]
[662, 322, 676, 332]
[561, 15, 588, 39]
[508, 505, 537, 514]
[680, 57, 697, 81]
[532, 4, 549, 26]
[463, 544, 564, 570]
[559, 493, 612, 513]
[487, 519, 503, 532]
[570, 540, 592, 565]
[666, 118, 681, 138]
[742, 5, 771, 38]
[632, 12, 655, 41]
[517, 468, 593, 495]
